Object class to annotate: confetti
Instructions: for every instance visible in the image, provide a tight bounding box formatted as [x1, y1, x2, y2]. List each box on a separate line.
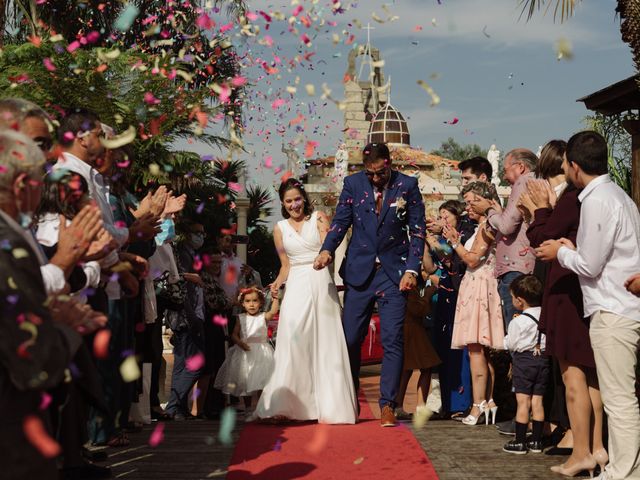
[556, 37, 573, 61]
[353, 456, 365, 465]
[412, 405, 434, 428]
[93, 329, 111, 359]
[23, 415, 61, 458]
[306, 423, 329, 455]
[213, 314, 228, 326]
[149, 423, 165, 447]
[100, 125, 136, 149]
[416, 80, 440, 106]
[114, 3, 140, 32]
[120, 355, 140, 382]
[186, 352, 205, 372]
[218, 407, 236, 445]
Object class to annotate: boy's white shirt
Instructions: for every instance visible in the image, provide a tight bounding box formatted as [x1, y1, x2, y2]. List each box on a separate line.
[503, 306, 545, 353]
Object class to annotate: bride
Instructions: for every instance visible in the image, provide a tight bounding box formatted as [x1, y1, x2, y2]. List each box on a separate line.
[252, 178, 357, 424]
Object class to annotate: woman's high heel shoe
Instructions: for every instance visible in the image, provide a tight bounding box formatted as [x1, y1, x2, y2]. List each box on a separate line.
[462, 401, 486, 425]
[593, 449, 609, 473]
[485, 399, 498, 425]
[550, 457, 597, 478]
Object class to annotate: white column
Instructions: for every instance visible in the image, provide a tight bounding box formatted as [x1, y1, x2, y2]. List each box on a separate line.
[235, 197, 250, 263]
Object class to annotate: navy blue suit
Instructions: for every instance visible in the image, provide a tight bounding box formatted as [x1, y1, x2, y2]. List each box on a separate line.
[321, 170, 426, 408]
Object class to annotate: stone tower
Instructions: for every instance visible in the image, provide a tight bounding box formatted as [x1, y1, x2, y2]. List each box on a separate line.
[343, 43, 389, 151]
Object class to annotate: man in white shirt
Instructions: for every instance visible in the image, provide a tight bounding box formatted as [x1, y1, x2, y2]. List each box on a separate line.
[54, 109, 157, 299]
[536, 131, 640, 480]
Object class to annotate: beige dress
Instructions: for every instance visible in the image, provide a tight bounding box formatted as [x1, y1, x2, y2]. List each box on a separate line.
[451, 224, 505, 349]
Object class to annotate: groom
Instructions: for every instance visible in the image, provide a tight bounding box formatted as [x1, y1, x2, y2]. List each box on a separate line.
[314, 142, 426, 427]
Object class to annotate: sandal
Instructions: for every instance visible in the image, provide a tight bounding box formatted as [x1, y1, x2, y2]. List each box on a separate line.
[106, 432, 130, 448]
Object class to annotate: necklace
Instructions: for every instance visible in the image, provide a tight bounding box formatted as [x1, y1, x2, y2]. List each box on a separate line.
[287, 215, 309, 233]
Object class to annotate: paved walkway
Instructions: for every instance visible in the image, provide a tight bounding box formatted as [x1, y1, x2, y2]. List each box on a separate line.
[100, 364, 571, 479]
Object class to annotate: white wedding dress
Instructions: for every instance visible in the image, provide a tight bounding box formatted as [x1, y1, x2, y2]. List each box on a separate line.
[254, 212, 357, 424]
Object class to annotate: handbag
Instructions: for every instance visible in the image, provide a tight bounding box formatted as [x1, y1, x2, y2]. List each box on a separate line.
[153, 271, 186, 311]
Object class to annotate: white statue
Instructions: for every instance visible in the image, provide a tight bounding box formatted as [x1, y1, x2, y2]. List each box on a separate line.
[334, 143, 349, 190]
[282, 143, 300, 178]
[487, 144, 501, 186]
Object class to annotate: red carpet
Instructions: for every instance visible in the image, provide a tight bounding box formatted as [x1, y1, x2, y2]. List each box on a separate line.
[227, 393, 439, 479]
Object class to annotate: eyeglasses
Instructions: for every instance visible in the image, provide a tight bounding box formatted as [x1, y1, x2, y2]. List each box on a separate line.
[364, 166, 389, 178]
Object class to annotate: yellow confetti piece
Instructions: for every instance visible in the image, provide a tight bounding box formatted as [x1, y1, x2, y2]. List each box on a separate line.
[120, 356, 140, 383]
[8, 277, 17, 289]
[417, 80, 441, 107]
[149, 163, 161, 176]
[100, 125, 136, 150]
[305, 84, 316, 96]
[372, 12, 385, 24]
[353, 457, 365, 465]
[96, 48, 121, 63]
[12, 248, 29, 259]
[555, 37, 573, 61]
[412, 405, 434, 429]
[286, 86, 297, 94]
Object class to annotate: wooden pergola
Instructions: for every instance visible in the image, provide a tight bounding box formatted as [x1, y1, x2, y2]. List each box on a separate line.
[577, 75, 640, 206]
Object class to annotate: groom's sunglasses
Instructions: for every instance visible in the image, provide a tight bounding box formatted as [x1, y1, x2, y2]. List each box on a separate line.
[364, 166, 389, 178]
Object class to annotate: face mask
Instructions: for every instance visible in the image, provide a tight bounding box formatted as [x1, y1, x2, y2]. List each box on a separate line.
[190, 233, 204, 250]
[155, 218, 176, 246]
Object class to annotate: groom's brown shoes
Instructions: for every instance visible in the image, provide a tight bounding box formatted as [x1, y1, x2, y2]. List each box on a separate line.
[380, 405, 396, 427]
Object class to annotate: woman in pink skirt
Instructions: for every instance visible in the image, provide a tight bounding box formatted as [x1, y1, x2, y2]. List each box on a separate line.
[443, 182, 504, 426]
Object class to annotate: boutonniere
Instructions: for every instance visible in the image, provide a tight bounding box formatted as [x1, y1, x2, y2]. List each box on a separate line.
[390, 196, 407, 219]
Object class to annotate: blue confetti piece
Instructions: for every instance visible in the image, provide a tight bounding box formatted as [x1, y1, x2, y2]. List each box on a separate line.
[114, 3, 140, 32]
[218, 407, 236, 445]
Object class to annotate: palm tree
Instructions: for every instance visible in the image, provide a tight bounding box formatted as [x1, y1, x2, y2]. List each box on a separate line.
[247, 184, 274, 229]
[519, 1, 640, 75]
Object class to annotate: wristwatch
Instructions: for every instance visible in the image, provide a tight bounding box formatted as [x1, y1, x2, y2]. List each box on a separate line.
[450, 242, 459, 249]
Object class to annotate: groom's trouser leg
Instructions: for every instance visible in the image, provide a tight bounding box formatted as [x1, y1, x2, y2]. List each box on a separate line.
[376, 270, 407, 409]
[343, 282, 376, 396]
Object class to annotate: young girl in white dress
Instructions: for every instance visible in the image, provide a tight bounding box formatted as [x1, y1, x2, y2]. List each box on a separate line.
[214, 287, 279, 416]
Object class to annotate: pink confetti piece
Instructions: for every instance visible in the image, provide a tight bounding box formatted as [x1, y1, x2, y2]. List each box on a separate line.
[43, 58, 56, 72]
[219, 22, 234, 33]
[144, 92, 160, 105]
[231, 76, 247, 87]
[293, 5, 304, 16]
[444, 117, 459, 125]
[300, 33, 311, 46]
[271, 98, 285, 110]
[264, 156, 273, 168]
[246, 11, 258, 21]
[186, 352, 205, 372]
[196, 13, 216, 30]
[148, 423, 165, 447]
[213, 315, 228, 326]
[66, 41, 81, 53]
[39, 392, 52, 410]
[227, 182, 242, 193]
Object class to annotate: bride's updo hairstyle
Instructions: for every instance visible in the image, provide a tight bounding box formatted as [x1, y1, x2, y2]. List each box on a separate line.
[278, 177, 314, 219]
[461, 181, 499, 203]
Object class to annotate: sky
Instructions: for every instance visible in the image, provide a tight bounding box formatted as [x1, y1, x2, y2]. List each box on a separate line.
[179, 0, 634, 217]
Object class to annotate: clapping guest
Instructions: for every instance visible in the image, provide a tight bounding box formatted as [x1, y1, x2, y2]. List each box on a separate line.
[428, 200, 474, 419]
[469, 149, 538, 329]
[521, 140, 605, 474]
[536, 131, 640, 479]
[444, 182, 504, 425]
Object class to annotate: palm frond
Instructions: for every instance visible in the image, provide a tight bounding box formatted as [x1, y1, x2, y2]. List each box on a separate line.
[518, 0, 578, 22]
